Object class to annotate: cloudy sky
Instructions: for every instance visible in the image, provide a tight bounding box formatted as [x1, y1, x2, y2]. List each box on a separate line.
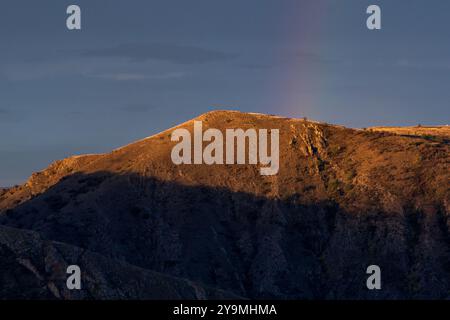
[1, 0, 449, 185]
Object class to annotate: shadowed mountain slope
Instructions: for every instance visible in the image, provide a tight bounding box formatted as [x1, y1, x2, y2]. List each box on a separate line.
[0, 225, 240, 299]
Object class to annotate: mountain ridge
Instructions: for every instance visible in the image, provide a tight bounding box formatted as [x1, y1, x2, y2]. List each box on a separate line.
[0, 110, 449, 299]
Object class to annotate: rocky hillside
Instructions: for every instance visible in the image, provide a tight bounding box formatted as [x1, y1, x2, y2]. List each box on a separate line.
[0, 187, 8, 196]
[0, 110, 449, 299]
[0, 225, 239, 299]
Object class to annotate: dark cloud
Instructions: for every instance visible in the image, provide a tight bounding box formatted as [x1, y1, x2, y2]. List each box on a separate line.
[83, 43, 238, 65]
[236, 52, 341, 71]
[121, 104, 160, 113]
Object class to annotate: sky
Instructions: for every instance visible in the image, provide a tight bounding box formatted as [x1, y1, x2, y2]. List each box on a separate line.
[1, 0, 449, 186]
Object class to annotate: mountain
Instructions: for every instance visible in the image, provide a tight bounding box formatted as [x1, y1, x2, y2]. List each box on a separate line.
[0, 110, 449, 299]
